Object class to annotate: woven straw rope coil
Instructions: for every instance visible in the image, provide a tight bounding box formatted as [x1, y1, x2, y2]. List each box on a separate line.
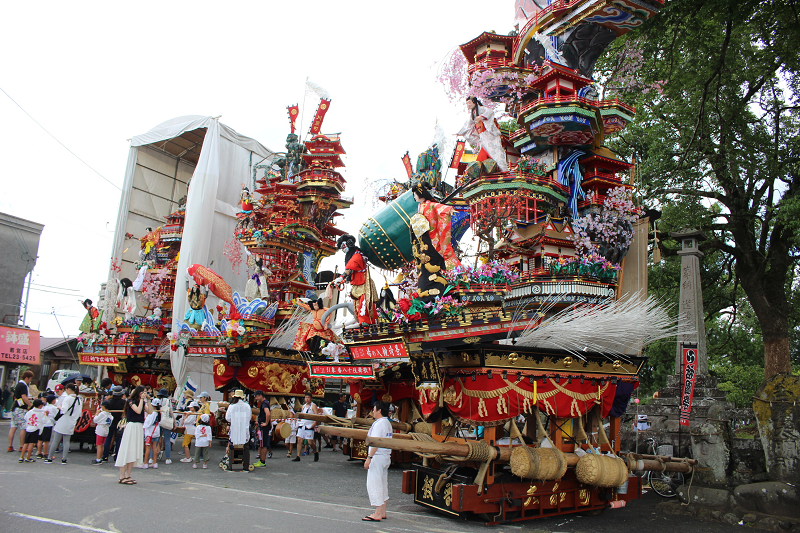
[510, 446, 567, 480]
[575, 453, 629, 487]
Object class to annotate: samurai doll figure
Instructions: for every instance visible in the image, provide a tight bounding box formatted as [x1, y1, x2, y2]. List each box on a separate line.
[457, 96, 508, 172]
[410, 181, 461, 302]
[139, 227, 161, 263]
[115, 278, 138, 320]
[184, 284, 208, 330]
[245, 254, 271, 300]
[78, 298, 101, 334]
[334, 234, 378, 327]
[237, 187, 256, 231]
[291, 297, 341, 353]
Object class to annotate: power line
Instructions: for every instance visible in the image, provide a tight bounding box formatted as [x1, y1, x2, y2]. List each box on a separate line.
[28, 282, 79, 292]
[0, 86, 121, 191]
[27, 287, 86, 297]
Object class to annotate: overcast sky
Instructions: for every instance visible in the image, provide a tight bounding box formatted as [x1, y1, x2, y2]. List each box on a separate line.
[0, 1, 514, 338]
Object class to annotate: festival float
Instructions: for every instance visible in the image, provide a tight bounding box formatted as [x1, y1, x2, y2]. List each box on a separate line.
[304, 0, 695, 524]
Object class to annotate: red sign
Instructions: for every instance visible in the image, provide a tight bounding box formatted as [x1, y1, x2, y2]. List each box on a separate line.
[350, 341, 408, 360]
[79, 354, 119, 366]
[0, 326, 40, 365]
[401, 152, 413, 179]
[308, 98, 331, 135]
[450, 140, 466, 169]
[679, 343, 698, 426]
[187, 345, 227, 356]
[308, 363, 375, 379]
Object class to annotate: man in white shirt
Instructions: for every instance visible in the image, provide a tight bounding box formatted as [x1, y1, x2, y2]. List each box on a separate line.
[294, 393, 319, 462]
[225, 390, 252, 471]
[363, 400, 393, 522]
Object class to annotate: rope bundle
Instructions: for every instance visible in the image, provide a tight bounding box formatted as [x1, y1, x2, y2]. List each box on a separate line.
[575, 453, 628, 487]
[510, 446, 567, 481]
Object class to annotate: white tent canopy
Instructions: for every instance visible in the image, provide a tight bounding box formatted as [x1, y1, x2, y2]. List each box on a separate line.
[108, 116, 275, 397]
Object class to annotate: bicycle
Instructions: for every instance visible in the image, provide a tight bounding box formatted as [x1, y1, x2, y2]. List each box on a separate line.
[641, 437, 685, 498]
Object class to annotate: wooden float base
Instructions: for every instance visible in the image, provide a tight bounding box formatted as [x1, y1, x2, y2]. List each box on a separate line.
[402, 464, 642, 524]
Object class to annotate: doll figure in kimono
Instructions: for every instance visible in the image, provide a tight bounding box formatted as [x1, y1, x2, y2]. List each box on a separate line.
[334, 234, 378, 327]
[376, 283, 397, 322]
[291, 297, 340, 353]
[245, 254, 271, 301]
[139, 227, 161, 263]
[184, 284, 208, 330]
[237, 187, 256, 231]
[78, 299, 101, 334]
[410, 181, 461, 302]
[457, 96, 508, 172]
[115, 278, 138, 320]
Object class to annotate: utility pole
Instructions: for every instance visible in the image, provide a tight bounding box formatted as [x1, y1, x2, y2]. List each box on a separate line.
[21, 262, 33, 327]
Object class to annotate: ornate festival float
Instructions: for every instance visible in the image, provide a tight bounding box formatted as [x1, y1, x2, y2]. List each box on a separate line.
[304, 0, 696, 524]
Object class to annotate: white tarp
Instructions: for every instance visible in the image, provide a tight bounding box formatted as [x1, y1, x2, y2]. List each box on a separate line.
[108, 116, 274, 397]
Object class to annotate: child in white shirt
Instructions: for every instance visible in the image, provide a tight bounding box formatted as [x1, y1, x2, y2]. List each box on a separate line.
[181, 402, 199, 463]
[91, 401, 113, 465]
[38, 394, 58, 458]
[21, 399, 45, 463]
[193, 414, 212, 469]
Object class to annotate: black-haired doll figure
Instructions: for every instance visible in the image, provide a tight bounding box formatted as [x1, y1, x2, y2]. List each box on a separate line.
[376, 283, 397, 322]
[78, 299, 101, 334]
[115, 278, 137, 320]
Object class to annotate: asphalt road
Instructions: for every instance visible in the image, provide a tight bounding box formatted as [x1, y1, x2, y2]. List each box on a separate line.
[1, 423, 736, 533]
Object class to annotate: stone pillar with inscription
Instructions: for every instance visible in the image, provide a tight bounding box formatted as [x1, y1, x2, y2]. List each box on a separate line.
[672, 229, 708, 376]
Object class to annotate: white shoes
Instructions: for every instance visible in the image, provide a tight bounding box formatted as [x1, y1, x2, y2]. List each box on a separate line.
[165, 459, 172, 465]
[138, 464, 149, 469]
[192, 463, 197, 469]
[180, 458, 192, 463]
[151, 463, 158, 469]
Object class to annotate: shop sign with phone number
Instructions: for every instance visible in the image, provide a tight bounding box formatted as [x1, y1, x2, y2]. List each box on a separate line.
[0, 326, 40, 364]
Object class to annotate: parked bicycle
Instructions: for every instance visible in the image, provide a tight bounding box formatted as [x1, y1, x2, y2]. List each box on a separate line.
[641, 437, 686, 498]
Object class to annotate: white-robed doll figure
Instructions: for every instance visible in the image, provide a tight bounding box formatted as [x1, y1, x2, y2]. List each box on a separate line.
[115, 278, 137, 320]
[245, 254, 271, 301]
[457, 96, 508, 172]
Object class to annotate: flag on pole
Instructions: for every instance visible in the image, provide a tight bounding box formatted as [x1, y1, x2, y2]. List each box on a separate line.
[401, 152, 413, 179]
[308, 99, 331, 135]
[449, 140, 466, 169]
[287, 105, 299, 133]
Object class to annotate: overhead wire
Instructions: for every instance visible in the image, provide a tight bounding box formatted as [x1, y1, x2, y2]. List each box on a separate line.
[0, 85, 121, 191]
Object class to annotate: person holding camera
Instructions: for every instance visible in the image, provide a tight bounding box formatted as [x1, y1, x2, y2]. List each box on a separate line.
[116, 386, 152, 484]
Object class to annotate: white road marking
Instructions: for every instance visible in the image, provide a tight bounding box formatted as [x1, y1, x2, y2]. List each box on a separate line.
[8, 512, 119, 533]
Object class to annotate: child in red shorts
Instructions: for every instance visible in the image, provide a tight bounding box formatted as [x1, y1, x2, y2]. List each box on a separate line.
[91, 401, 113, 465]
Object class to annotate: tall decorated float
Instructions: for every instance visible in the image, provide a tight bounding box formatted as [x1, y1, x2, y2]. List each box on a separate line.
[303, 0, 695, 524]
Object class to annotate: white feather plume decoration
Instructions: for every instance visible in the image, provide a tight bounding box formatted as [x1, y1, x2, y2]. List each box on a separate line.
[267, 305, 306, 349]
[514, 292, 689, 357]
[306, 80, 331, 100]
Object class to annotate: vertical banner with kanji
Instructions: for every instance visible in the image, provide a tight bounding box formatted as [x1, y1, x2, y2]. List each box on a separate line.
[679, 343, 698, 426]
[287, 104, 299, 133]
[401, 152, 413, 179]
[308, 99, 331, 135]
[449, 140, 466, 169]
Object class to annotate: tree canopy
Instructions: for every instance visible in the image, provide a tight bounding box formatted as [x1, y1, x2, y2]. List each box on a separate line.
[595, 0, 800, 380]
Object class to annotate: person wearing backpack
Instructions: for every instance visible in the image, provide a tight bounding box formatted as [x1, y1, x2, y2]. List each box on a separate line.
[44, 384, 82, 464]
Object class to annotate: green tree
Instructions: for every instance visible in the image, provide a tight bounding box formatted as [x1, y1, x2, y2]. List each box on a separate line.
[596, 0, 800, 379]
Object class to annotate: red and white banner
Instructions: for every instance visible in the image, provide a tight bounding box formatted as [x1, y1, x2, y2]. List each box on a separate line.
[0, 325, 40, 365]
[449, 140, 466, 169]
[308, 363, 375, 379]
[308, 99, 331, 135]
[287, 104, 299, 133]
[79, 354, 119, 366]
[350, 340, 408, 360]
[401, 152, 413, 179]
[187, 345, 227, 356]
[679, 343, 698, 426]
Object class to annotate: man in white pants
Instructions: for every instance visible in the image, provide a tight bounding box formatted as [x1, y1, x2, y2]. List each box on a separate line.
[363, 400, 392, 521]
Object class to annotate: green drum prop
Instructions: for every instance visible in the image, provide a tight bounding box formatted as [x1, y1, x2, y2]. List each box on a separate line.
[359, 190, 417, 270]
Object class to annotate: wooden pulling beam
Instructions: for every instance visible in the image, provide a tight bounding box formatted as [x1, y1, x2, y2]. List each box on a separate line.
[295, 412, 412, 432]
[317, 425, 413, 441]
[628, 453, 698, 465]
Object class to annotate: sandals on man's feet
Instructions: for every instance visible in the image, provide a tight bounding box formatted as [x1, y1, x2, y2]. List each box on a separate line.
[118, 477, 136, 485]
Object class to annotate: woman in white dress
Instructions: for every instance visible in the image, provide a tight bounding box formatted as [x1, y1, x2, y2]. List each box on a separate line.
[457, 96, 509, 172]
[116, 386, 151, 484]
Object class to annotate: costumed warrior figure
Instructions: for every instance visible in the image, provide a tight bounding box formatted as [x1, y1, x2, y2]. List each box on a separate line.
[457, 96, 508, 172]
[334, 234, 378, 327]
[376, 283, 397, 322]
[291, 297, 340, 354]
[78, 299, 101, 334]
[115, 278, 137, 320]
[184, 284, 208, 330]
[238, 187, 256, 230]
[410, 181, 461, 302]
[245, 254, 271, 300]
[139, 227, 161, 263]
